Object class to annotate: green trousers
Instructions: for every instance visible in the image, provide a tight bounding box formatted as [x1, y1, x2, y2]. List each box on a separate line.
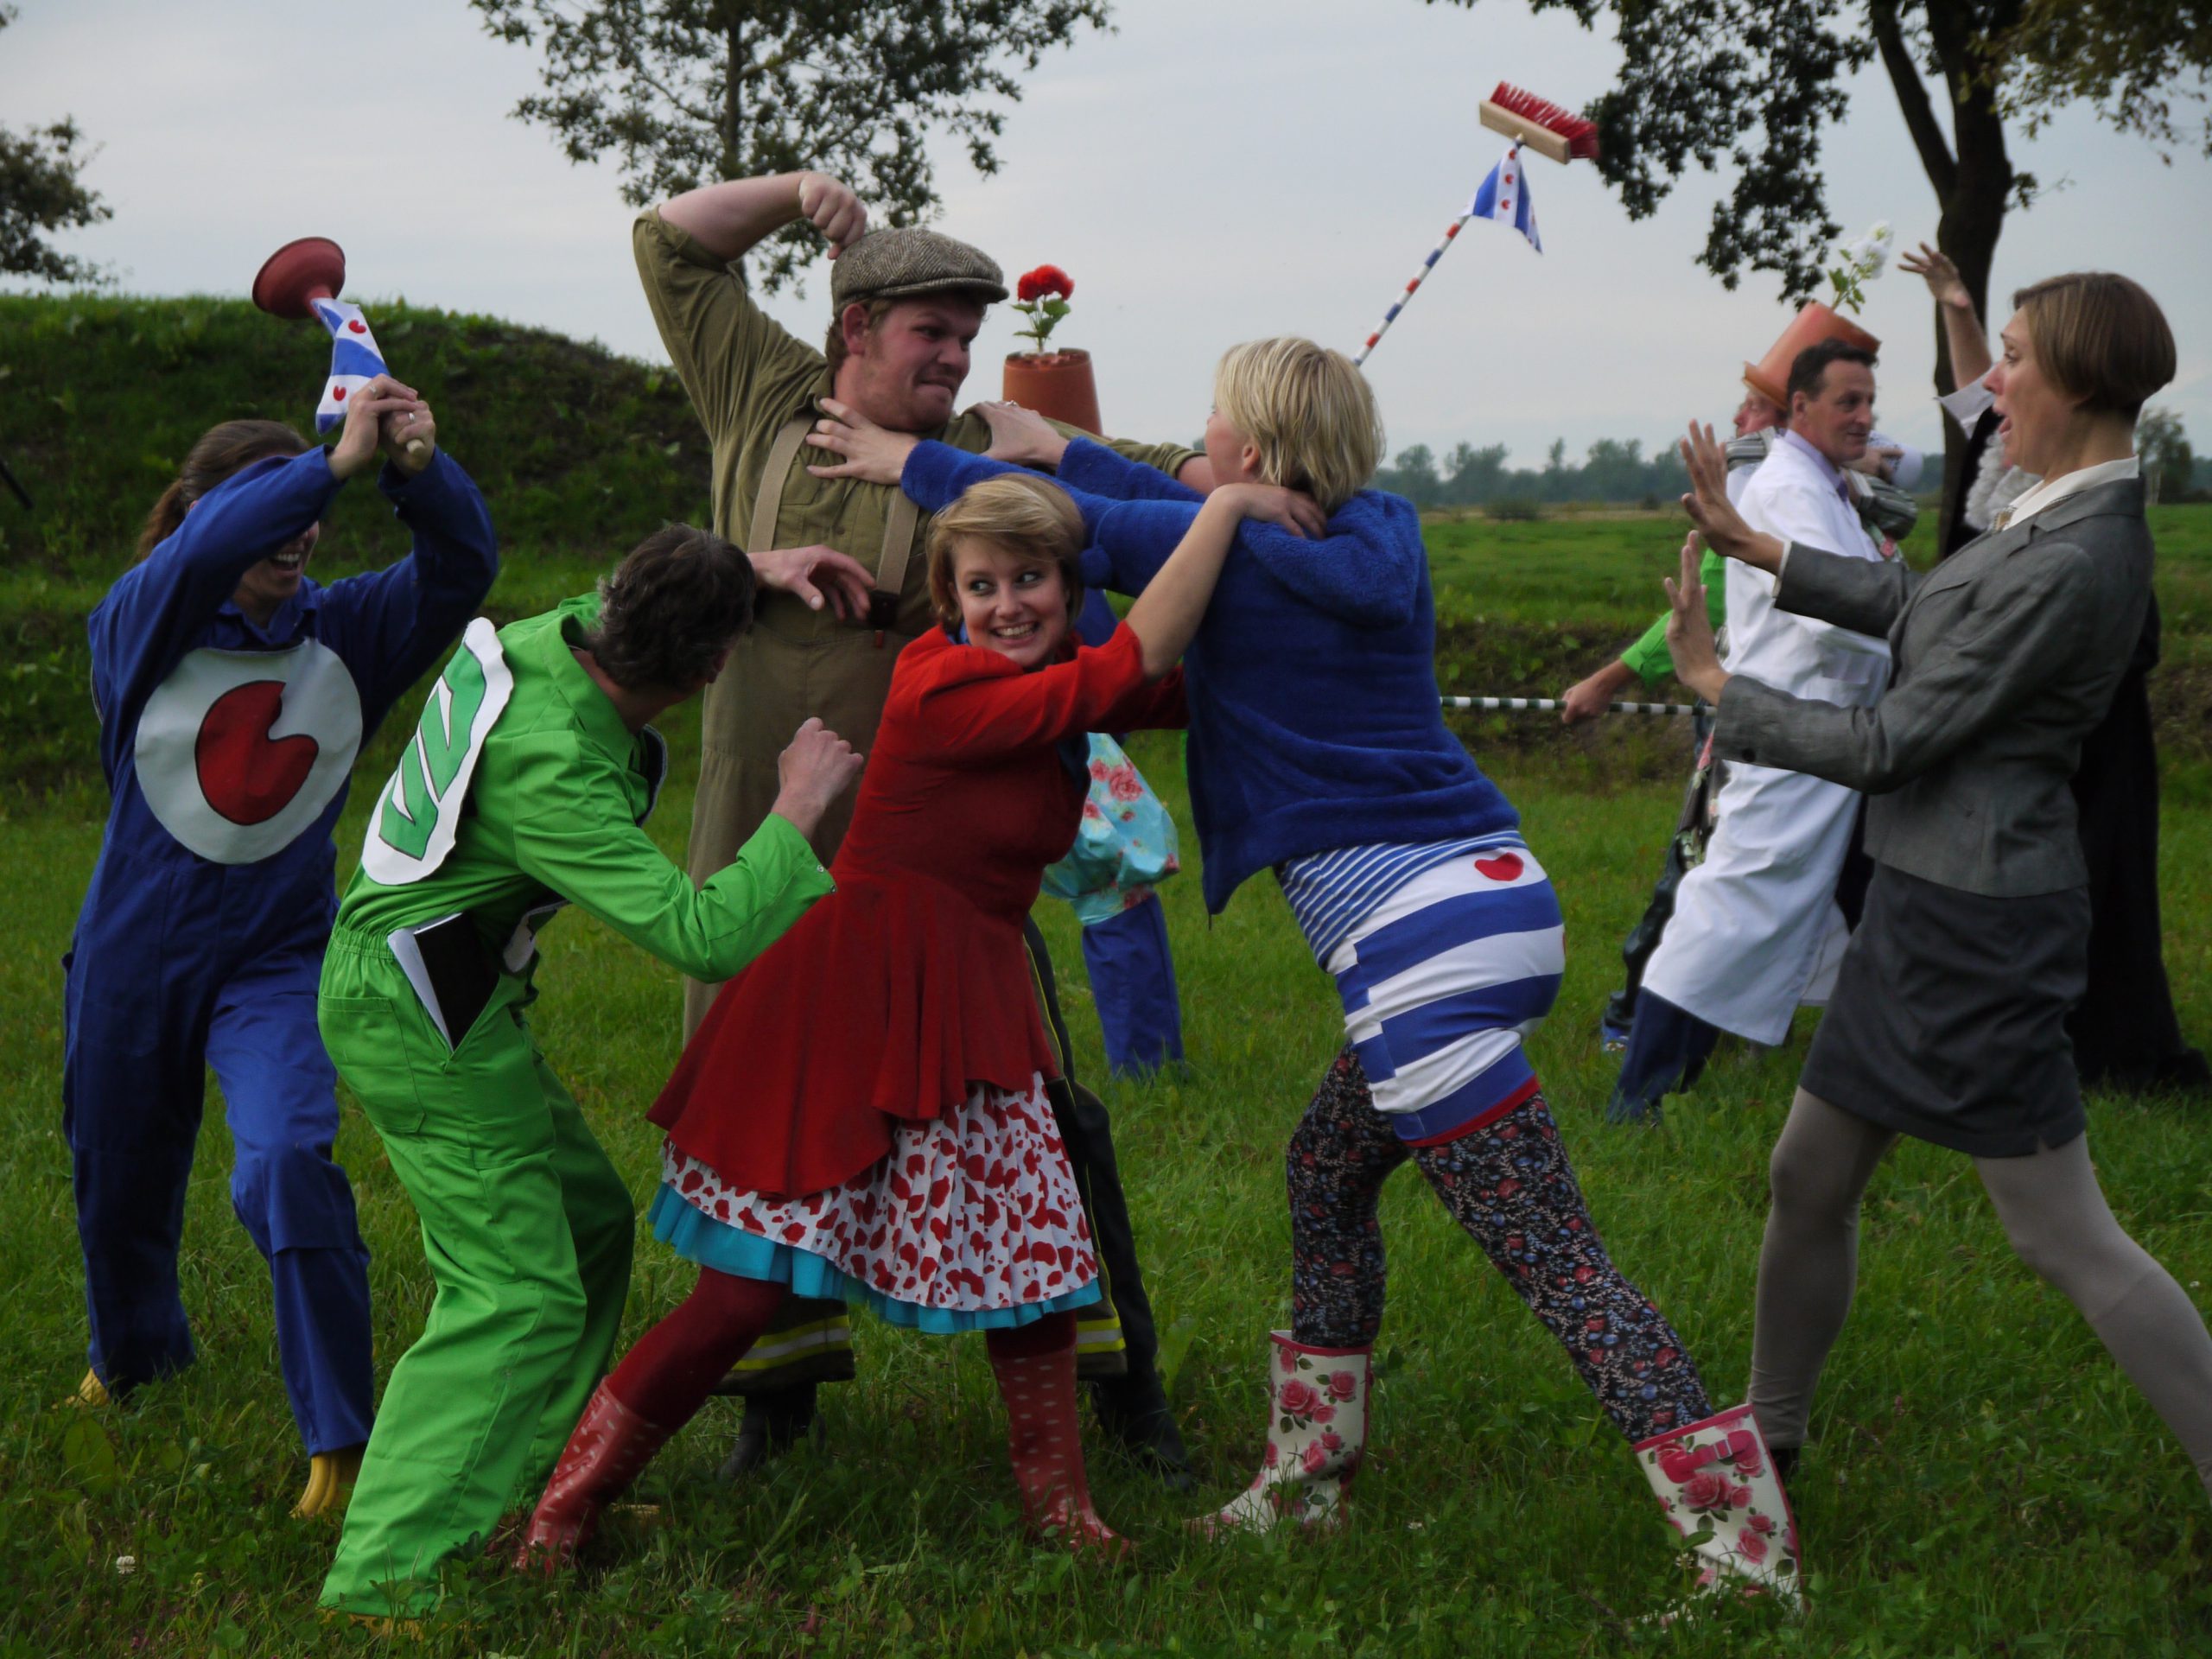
[315, 931, 632, 1618]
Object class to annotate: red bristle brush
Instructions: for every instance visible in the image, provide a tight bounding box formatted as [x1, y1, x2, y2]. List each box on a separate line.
[1479, 82, 1600, 163]
[1353, 82, 1599, 366]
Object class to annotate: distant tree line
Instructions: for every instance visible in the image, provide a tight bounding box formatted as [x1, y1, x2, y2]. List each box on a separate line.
[1377, 410, 2208, 510]
[1373, 436, 1691, 510]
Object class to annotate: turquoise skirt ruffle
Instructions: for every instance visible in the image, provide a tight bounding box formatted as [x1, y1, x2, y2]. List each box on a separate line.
[648, 1183, 1100, 1336]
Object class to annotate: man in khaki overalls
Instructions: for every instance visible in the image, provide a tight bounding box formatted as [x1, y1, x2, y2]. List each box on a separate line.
[635, 169, 1211, 1484]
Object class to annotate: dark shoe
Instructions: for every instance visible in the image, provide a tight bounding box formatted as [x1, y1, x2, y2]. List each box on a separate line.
[717, 1383, 822, 1480]
[1090, 1376, 1195, 1492]
[1770, 1443, 1800, 1488]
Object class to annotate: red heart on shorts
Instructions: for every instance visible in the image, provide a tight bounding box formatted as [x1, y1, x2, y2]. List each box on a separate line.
[1474, 852, 1524, 882]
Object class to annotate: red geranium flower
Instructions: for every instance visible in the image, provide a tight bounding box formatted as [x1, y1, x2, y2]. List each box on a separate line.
[1018, 264, 1074, 302]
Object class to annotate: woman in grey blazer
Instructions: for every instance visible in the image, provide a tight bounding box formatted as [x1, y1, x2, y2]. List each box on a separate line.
[1666, 271, 2212, 1508]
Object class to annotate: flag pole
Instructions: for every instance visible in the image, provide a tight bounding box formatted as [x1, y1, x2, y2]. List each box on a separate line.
[1442, 696, 1703, 717]
[1352, 200, 1484, 369]
[1352, 85, 1597, 368]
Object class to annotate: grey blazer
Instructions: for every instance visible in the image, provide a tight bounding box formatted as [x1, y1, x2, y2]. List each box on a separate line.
[1715, 477, 2152, 898]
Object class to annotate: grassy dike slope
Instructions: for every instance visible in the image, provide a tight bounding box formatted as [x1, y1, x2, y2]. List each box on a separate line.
[2, 294, 2210, 1655]
[0, 292, 714, 800]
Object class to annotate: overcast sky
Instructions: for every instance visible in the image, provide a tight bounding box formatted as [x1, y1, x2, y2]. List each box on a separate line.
[6, 0, 2209, 464]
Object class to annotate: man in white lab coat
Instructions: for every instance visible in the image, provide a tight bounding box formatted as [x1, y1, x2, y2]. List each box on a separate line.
[1611, 339, 1892, 1122]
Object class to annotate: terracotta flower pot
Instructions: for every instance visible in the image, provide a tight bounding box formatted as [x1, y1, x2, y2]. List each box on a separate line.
[1743, 302, 1882, 409]
[1004, 349, 1103, 436]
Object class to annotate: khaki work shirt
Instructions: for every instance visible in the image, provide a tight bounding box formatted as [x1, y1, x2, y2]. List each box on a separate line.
[633, 211, 1198, 1027]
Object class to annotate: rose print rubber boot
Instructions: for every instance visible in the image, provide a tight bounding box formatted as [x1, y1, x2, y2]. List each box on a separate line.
[1635, 1403, 1804, 1611]
[1199, 1332, 1370, 1535]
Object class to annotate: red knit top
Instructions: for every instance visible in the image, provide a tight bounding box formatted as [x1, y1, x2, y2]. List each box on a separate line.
[650, 624, 1186, 1198]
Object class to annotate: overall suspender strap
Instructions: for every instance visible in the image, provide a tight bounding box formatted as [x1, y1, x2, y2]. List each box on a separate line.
[874, 492, 919, 640]
[751, 414, 920, 646]
[747, 417, 814, 557]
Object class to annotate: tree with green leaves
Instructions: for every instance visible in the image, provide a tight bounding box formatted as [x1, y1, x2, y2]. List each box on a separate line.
[1420, 0, 2212, 497]
[470, 0, 1111, 295]
[0, 6, 110, 284]
[2136, 408, 2196, 505]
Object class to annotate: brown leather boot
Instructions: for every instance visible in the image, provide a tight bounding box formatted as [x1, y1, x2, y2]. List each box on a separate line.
[988, 1339, 1127, 1558]
[514, 1382, 675, 1570]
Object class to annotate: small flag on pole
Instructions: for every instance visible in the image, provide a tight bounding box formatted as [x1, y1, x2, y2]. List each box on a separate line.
[1469, 145, 1541, 252]
[309, 298, 389, 432]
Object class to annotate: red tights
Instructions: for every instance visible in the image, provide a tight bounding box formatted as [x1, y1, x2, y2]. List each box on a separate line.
[605, 1267, 1076, 1427]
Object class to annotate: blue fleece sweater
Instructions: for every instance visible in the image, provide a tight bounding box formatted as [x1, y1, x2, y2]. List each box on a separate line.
[900, 437, 1516, 914]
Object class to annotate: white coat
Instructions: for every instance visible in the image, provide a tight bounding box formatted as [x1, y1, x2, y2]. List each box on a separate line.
[1642, 434, 1891, 1045]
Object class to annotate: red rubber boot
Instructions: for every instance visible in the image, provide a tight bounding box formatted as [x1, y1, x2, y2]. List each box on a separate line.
[514, 1382, 675, 1569]
[987, 1330, 1127, 1557]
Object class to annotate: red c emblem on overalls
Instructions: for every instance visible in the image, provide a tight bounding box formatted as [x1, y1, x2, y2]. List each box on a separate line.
[194, 681, 321, 825]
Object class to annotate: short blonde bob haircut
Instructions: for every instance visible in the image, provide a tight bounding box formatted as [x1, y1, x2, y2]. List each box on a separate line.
[2011, 271, 2176, 420]
[1212, 336, 1384, 513]
[926, 473, 1087, 629]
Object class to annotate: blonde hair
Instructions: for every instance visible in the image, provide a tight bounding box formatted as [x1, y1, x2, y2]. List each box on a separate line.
[2011, 272, 2175, 420]
[1211, 336, 1383, 512]
[925, 473, 1086, 627]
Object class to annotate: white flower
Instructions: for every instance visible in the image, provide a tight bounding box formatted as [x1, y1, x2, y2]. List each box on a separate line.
[1837, 221, 1894, 284]
[114, 1555, 137, 1575]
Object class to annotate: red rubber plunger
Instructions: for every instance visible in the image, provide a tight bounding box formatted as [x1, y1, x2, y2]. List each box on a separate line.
[251, 237, 346, 319]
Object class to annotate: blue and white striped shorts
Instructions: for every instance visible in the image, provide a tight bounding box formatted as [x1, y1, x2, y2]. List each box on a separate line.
[1319, 844, 1565, 1144]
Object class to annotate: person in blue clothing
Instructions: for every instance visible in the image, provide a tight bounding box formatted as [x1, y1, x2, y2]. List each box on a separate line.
[65, 373, 499, 1519]
[1058, 586, 1186, 1078]
[808, 340, 1799, 1603]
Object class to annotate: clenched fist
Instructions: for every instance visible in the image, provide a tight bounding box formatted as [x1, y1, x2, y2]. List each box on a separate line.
[770, 717, 864, 844]
[797, 174, 868, 257]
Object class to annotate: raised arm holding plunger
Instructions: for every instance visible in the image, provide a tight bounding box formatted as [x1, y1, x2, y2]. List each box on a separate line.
[253, 236, 429, 460]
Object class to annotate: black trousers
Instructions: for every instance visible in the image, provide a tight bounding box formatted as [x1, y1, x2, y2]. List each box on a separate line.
[1604, 713, 1718, 1036]
[2068, 619, 2209, 1094]
[718, 915, 1165, 1395]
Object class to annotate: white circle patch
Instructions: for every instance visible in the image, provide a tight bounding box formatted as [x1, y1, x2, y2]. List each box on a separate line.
[133, 641, 363, 865]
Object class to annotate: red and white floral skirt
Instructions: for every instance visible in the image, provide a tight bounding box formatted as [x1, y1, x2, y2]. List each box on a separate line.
[650, 1073, 1100, 1334]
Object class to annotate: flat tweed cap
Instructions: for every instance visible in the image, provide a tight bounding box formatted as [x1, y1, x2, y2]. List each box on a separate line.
[831, 226, 1007, 308]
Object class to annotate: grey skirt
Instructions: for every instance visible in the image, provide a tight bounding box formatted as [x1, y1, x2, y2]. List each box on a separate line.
[1800, 864, 2090, 1157]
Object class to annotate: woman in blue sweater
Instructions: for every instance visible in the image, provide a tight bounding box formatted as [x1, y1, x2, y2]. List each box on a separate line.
[810, 340, 1796, 1602]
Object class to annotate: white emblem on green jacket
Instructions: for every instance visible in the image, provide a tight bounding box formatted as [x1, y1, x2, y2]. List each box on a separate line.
[360, 617, 515, 886]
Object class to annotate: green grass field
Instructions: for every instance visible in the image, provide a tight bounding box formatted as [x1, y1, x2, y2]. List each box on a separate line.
[5, 516, 2209, 1657]
[3, 289, 2210, 1652]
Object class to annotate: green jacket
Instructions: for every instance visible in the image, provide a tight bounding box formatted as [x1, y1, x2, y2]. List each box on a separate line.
[337, 594, 832, 981]
[1621, 547, 1729, 687]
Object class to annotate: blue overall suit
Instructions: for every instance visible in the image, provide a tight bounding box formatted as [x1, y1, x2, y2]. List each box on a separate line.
[64, 445, 497, 1455]
[1071, 589, 1185, 1077]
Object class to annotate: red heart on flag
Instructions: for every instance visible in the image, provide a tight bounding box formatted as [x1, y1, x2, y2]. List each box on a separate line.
[1474, 852, 1524, 882]
[331, 386, 347, 402]
[347, 320, 367, 334]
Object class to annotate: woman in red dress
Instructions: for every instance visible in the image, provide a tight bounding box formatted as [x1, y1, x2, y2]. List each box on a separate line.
[520, 469, 1308, 1561]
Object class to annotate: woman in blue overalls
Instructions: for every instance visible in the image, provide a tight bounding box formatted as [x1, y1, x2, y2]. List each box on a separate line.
[65, 376, 497, 1514]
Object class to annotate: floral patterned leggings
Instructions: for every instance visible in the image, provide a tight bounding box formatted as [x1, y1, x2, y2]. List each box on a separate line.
[1287, 1046, 1711, 1444]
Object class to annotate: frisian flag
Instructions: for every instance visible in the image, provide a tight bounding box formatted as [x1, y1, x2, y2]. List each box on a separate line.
[1468, 145, 1541, 254]
[309, 298, 389, 432]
